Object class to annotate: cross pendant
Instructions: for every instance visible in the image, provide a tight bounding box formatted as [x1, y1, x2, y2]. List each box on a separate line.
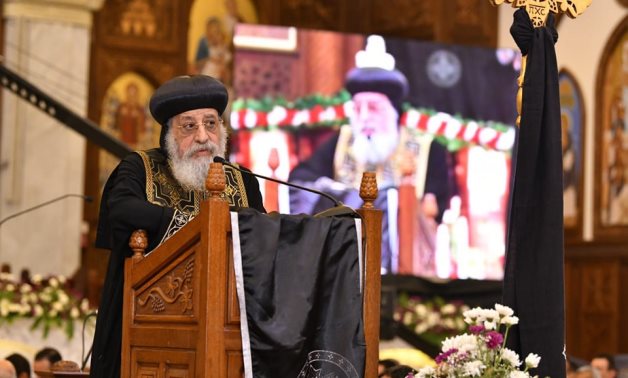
[489, 0, 593, 27]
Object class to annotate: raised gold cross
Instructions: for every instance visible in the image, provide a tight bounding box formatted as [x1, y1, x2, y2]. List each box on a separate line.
[489, 0, 593, 27]
[489, 0, 593, 126]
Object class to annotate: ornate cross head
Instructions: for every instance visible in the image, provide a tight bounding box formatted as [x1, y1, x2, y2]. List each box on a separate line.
[489, 0, 593, 27]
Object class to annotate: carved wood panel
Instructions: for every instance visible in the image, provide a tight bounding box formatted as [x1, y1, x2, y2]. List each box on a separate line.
[367, 0, 436, 40]
[227, 249, 240, 325]
[136, 254, 196, 317]
[96, 0, 182, 52]
[277, 0, 347, 32]
[443, 0, 498, 46]
[251, 0, 498, 47]
[227, 351, 244, 378]
[136, 363, 158, 378]
[580, 262, 619, 313]
[565, 244, 628, 360]
[83, 0, 195, 305]
[132, 348, 195, 378]
[227, 352, 244, 378]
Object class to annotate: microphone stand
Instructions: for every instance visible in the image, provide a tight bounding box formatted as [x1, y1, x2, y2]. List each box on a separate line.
[0, 194, 93, 228]
[213, 156, 345, 209]
[81, 311, 98, 371]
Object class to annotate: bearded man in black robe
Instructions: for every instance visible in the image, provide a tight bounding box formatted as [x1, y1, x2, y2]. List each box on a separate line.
[90, 75, 264, 377]
[289, 36, 453, 273]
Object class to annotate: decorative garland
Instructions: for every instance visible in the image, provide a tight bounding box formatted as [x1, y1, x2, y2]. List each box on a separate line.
[400, 108, 515, 152]
[230, 91, 515, 152]
[230, 91, 352, 130]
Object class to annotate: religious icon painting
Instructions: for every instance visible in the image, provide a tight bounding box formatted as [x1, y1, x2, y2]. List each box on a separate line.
[558, 69, 585, 242]
[186, 0, 258, 87]
[98, 72, 158, 189]
[594, 17, 628, 241]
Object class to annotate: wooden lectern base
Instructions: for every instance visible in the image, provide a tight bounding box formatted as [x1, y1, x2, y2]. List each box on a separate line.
[35, 372, 89, 377]
[35, 360, 89, 377]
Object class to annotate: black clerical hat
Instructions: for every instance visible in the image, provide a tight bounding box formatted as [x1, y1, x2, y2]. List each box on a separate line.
[149, 75, 228, 148]
[345, 67, 409, 108]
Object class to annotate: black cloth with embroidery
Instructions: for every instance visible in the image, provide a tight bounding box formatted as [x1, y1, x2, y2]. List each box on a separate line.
[502, 9, 565, 378]
[235, 209, 365, 378]
[91, 149, 264, 378]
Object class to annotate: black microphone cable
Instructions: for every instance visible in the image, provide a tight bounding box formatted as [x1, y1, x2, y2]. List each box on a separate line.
[81, 311, 98, 372]
[0, 194, 93, 228]
[213, 156, 343, 208]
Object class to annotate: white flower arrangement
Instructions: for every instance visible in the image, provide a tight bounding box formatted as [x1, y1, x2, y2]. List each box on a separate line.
[0, 272, 95, 339]
[395, 295, 469, 345]
[416, 304, 543, 378]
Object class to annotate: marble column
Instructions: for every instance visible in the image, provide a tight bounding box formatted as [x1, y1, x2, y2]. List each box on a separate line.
[0, 0, 103, 277]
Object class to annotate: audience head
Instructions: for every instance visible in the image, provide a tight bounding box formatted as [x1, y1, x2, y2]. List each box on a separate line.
[5, 354, 29, 378]
[0, 360, 16, 378]
[567, 356, 579, 377]
[33, 347, 62, 372]
[378, 359, 399, 376]
[592, 354, 617, 378]
[577, 365, 602, 378]
[386, 364, 418, 378]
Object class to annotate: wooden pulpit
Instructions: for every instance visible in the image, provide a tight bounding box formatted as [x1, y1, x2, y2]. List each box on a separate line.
[121, 163, 382, 377]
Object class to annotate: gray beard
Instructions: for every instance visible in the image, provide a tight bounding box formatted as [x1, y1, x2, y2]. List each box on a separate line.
[165, 128, 227, 191]
[351, 130, 399, 166]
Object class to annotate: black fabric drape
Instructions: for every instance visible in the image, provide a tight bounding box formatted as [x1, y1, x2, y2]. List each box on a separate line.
[503, 9, 565, 378]
[235, 209, 365, 378]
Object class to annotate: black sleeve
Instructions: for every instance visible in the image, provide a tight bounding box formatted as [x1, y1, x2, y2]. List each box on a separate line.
[288, 133, 339, 183]
[239, 168, 266, 213]
[96, 153, 174, 254]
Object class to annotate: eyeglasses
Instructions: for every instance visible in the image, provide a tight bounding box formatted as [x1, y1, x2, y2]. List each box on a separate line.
[176, 117, 224, 137]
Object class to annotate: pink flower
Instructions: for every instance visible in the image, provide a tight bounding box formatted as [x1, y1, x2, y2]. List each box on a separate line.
[435, 348, 458, 364]
[469, 324, 485, 334]
[486, 330, 503, 349]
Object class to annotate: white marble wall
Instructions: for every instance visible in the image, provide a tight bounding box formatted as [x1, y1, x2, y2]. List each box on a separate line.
[0, 0, 102, 277]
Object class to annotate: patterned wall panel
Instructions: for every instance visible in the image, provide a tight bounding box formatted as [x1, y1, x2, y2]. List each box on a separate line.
[565, 245, 628, 360]
[233, 51, 297, 98]
[96, 0, 181, 52]
[84, 0, 194, 305]
[252, 0, 498, 47]
[276, 0, 346, 31]
[368, 0, 436, 40]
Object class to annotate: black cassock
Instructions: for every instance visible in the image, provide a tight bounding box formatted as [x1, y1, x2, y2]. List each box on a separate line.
[90, 149, 264, 378]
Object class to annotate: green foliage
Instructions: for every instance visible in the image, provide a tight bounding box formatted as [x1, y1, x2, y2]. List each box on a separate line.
[0, 273, 95, 340]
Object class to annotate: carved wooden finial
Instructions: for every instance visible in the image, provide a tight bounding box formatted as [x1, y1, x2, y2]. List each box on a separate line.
[489, 0, 592, 28]
[205, 162, 226, 198]
[129, 229, 148, 262]
[359, 172, 378, 209]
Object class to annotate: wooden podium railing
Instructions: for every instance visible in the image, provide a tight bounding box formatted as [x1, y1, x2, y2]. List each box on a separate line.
[121, 163, 382, 377]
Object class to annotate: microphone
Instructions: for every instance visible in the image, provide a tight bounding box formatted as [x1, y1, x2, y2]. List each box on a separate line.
[213, 156, 357, 216]
[0, 194, 93, 228]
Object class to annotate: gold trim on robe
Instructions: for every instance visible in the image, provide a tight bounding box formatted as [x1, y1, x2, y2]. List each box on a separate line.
[137, 149, 248, 216]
